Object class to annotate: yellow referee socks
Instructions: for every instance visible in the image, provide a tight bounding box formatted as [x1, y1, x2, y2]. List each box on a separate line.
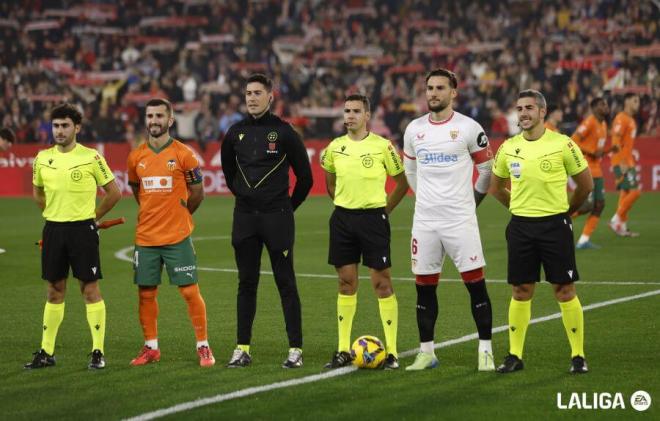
[337, 293, 357, 352]
[41, 302, 65, 355]
[559, 296, 585, 357]
[86, 300, 106, 353]
[378, 294, 398, 357]
[508, 298, 531, 358]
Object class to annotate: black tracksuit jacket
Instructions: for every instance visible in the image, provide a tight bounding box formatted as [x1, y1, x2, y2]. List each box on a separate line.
[221, 112, 313, 212]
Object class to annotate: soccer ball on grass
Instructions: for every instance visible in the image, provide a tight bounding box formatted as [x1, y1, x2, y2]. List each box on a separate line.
[351, 335, 386, 369]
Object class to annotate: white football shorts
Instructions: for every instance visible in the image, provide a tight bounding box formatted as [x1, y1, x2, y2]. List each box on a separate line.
[410, 215, 486, 275]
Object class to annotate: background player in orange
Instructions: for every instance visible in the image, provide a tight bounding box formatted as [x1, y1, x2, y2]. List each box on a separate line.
[609, 93, 641, 237]
[127, 98, 215, 367]
[543, 104, 563, 132]
[571, 97, 613, 249]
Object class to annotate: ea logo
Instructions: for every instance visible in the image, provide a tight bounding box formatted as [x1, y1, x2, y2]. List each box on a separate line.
[71, 169, 82, 181]
[362, 156, 373, 168]
[630, 390, 651, 411]
[540, 160, 552, 172]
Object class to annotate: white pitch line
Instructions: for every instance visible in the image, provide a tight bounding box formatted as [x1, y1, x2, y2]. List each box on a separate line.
[193, 235, 231, 240]
[114, 245, 660, 286]
[124, 288, 660, 421]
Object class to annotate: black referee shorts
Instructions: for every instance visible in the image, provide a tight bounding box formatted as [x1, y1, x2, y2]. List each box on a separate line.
[42, 219, 102, 283]
[328, 206, 391, 270]
[505, 213, 579, 285]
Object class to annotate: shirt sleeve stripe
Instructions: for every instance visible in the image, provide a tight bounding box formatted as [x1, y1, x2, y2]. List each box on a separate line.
[403, 151, 416, 160]
[471, 148, 491, 164]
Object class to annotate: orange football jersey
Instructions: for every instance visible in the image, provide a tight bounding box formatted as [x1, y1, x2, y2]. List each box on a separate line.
[544, 121, 558, 132]
[127, 139, 201, 246]
[571, 115, 608, 177]
[610, 112, 636, 167]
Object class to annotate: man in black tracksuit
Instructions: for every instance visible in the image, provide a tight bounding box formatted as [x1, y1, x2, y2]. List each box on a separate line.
[221, 74, 313, 369]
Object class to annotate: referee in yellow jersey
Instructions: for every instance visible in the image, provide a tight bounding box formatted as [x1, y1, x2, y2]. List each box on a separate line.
[25, 103, 120, 370]
[491, 90, 593, 374]
[320, 94, 409, 370]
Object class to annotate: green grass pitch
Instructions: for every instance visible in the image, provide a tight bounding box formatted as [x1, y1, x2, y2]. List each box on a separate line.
[1, 193, 658, 420]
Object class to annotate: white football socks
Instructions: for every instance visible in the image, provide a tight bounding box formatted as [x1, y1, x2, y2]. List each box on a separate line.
[479, 339, 492, 355]
[420, 341, 435, 354]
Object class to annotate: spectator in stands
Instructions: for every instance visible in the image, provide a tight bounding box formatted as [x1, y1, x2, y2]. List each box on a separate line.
[93, 105, 123, 142]
[195, 107, 220, 151]
[0, 0, 656, 142]
[37, 110, 53, 144]
[219, 96, 243, 136]
[0, 127, 15, 152]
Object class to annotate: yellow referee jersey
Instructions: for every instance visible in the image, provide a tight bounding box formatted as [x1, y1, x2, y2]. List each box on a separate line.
[320, 132, 403, 209]
[33, 143, 115, 221]
[493, 129, 587, 217]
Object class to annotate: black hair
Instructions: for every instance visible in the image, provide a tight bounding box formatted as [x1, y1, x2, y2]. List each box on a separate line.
[546, 103, 561, 114]
[145, 98, 173, 116]
[425, 68, 458, 89]
[590, 97, 606, 109]
[246, 73, 273, 92]
[0, 127, 16, 143]
[51, 103, 83, 125]
[344, 94, 370, 112]
[623, 92, 639, 102]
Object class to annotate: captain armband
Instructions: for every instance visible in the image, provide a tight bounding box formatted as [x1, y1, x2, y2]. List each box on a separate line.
[185, 167, 203, 184]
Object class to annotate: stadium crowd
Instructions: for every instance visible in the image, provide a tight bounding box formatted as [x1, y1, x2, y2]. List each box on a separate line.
[0, 0, 657, 147]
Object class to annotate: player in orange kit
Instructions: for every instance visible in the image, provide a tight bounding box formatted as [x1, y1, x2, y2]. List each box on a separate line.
[127, 98, 215, 367]
[609, 93, 641, 237]
[572, 97, 613, 249]
[544, 104, 563, 132]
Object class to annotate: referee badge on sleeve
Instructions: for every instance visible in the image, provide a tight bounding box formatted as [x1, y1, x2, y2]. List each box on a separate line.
[510, 162, 522, 178]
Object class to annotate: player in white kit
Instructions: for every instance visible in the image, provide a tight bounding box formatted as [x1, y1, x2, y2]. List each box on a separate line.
[403, 68, 495, 371]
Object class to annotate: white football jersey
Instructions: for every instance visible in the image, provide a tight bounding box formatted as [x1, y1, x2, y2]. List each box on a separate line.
[403, 111, 491, 221]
